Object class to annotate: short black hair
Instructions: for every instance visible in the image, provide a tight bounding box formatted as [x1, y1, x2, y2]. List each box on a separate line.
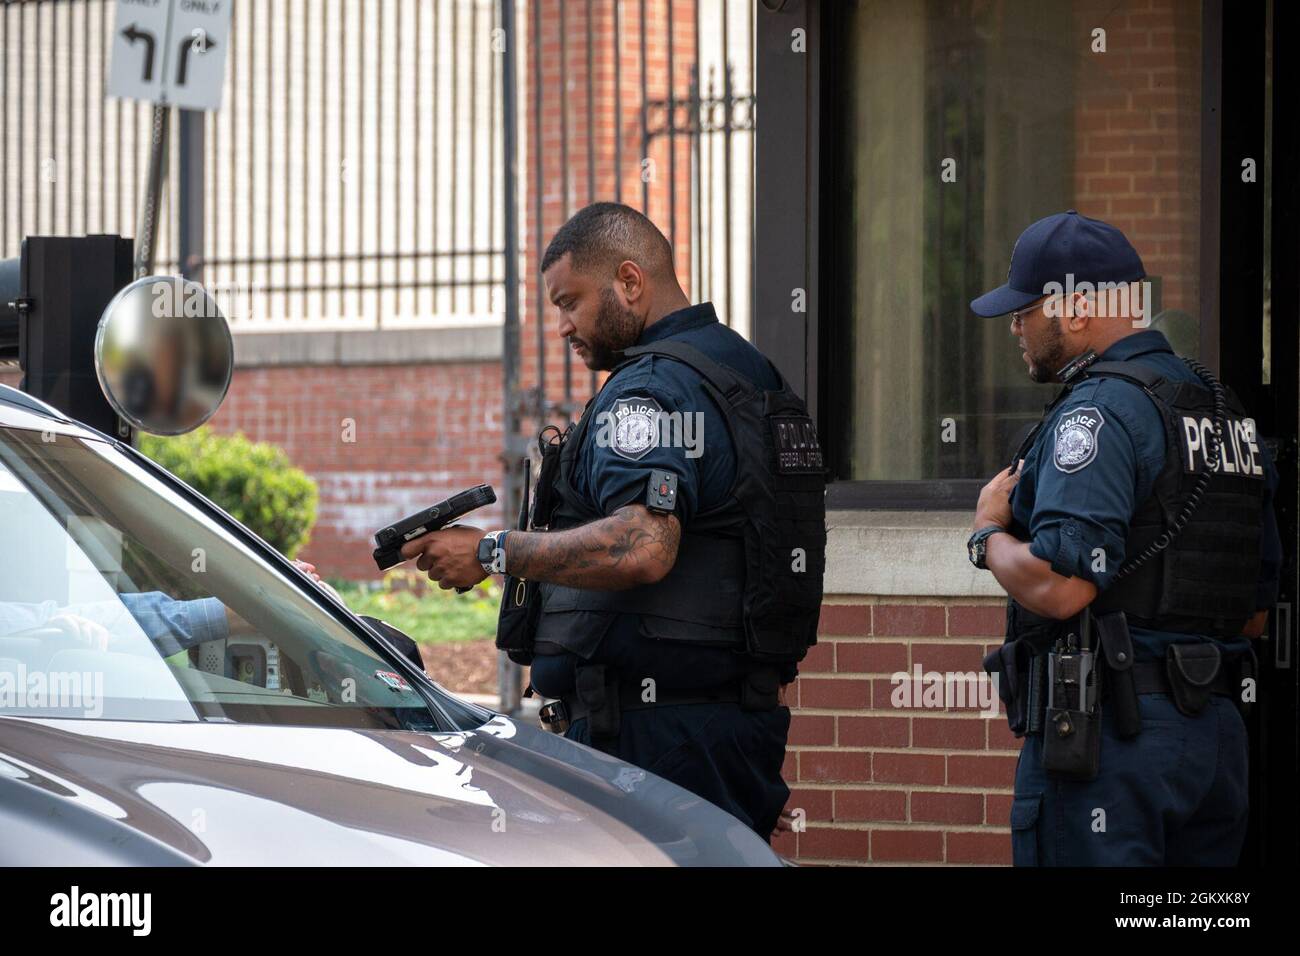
[541, 202, 675, 280]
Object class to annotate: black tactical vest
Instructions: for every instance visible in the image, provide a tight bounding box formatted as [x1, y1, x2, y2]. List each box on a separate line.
[1009, 355, 1265, 640]
[530, 339, 827, 664]
[1084, 360, 1265, 636]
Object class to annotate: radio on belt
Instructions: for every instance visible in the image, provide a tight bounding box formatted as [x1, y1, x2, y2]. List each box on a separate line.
[645, 469, 678, 514]
[372, 484, 496, 574]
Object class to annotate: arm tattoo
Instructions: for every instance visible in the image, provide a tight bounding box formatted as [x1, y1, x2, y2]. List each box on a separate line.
[505, 505, 681, 589]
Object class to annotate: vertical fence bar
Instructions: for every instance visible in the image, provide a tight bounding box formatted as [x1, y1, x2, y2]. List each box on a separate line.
[50, 0, 57, 233]
[374, 0, 382, 325]
[532, 0, 543, 395]
[667, 0, 676, 251]
[33, 2, 40, 236]
[415, 0, 422, 321]
[3, 4, 9, 252]
[613, 0, 622, 204]
[433, 0, 441, 321]
[723, 7, 733, 322]
[586, 0, 597, 396]
[338, 0, 346, 322]
[451, 0, 460, 317]
[639, 0, 648, 214]
[357, 0, 366, 323]
[499, 0, 523, 715]
[302, 0, 310, 321]
[560, 0, 571, 402]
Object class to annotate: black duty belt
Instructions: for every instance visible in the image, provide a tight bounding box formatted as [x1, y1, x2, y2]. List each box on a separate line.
[550, 682, 740, 726]
[536, 664, 783, 737]
[1126, 660, 1237, 697]
[1022, 653, 1239, 737]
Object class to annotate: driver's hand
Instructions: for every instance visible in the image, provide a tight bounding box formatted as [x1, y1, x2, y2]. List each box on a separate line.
[293, 559, 342, 601]
[292, 558, 321, 581]
[45, 613, 114, 652]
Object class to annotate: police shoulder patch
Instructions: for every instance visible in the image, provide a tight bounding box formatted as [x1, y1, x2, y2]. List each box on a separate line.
[608, 394, 662, 461]
[1053, 405, 1105, 474]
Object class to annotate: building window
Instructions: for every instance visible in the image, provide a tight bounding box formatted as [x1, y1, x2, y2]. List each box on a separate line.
[824, 0, 1204, 485]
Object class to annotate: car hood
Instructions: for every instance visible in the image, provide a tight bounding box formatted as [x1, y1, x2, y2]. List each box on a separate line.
[0, 714, 781, 866]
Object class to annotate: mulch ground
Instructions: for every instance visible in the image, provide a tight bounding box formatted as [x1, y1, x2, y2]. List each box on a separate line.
[418, 638, 518, 696]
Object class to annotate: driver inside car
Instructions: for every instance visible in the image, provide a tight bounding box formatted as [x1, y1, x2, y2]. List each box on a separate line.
[0, 559, 333, 656]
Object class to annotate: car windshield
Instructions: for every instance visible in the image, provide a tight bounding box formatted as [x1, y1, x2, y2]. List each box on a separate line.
[0, 425, 438, 730]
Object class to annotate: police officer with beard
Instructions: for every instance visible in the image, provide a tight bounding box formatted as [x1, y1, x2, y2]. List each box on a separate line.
[400, 202, 826, 841]
[968, 211, 1282, 865]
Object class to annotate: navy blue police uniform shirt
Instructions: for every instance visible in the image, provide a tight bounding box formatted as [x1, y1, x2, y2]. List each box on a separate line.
[1008, 329, 1282, 662]
[528, 302, 783, 699]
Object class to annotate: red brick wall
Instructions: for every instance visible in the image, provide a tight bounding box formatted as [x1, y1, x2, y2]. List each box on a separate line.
[205, 362, 505, 581]
[773, 598, 1018, 866]
[1072, 0, 1202, 314]
[0, 362, 504, 582]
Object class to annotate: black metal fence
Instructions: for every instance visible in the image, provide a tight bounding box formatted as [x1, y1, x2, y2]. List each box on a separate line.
[2, 0, 505, 331]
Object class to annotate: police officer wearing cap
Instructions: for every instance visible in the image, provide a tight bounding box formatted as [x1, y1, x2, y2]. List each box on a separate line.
[968, 210, 1282, 866]
[401, 202, 826, 840]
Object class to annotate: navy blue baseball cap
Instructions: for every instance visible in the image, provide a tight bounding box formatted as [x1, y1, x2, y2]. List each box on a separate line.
[969, 210, 1146, 317]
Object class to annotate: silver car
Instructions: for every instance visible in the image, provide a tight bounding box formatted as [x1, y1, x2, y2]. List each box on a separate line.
[0, 384, 781, 866]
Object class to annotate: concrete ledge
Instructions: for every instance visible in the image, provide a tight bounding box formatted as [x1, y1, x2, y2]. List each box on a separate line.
[233, 325, 503, 368]
[826, 510, 1008, 598]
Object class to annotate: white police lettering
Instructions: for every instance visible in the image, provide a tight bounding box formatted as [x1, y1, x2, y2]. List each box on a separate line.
[609, 395, 661, 460]
[1179, 414, 1265, 477]
[1053, 405, 1105, 473]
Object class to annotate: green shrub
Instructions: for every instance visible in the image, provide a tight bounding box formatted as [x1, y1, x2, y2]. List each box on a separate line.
[329, 570, 501, 645]
[139, 426, 319, 558]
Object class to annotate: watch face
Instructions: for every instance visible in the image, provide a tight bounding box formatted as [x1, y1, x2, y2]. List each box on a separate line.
[477, 537, 495, 564]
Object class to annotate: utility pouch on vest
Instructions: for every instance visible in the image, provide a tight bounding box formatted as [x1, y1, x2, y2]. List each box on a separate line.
[1165, 642, 1222, 717]
[740, 666, 781, 712]
[530, 424, 569, 530]
[1042, 618, 1102, 780]
[575, 665, 620, 739]
[495, 575, 540, 665]
[494, 454, 543, 665]
[1096, 611, 1141, 739]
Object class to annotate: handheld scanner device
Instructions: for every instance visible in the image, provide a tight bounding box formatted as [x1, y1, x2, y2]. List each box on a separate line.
[373, 484, 497, 571]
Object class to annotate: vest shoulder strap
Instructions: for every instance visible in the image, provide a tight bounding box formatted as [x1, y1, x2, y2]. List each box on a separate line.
[1083, 359, 1168, 392]
[619, 340, 763, 405]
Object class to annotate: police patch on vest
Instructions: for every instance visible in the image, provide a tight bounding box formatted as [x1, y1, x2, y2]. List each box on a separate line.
[1178, 413, 1266, 478]
[771, 415, 824, 474]
[608, 395, 662, 460]
[1053, 406, 1105, 473]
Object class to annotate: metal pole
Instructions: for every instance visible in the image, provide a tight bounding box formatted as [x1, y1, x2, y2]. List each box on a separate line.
[178, 109, 205, 283]
[498, 0, 525, 717]
[135, 104, 171, 278]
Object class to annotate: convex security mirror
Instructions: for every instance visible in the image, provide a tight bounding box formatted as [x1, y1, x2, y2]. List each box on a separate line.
[94, 275, 233, 435]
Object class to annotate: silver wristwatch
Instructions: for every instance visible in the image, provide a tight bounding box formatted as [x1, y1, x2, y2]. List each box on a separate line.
[477, 530, 510, 575]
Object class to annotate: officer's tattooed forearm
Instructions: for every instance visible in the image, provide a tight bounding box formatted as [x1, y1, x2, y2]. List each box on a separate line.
[507, 504, 681, 588]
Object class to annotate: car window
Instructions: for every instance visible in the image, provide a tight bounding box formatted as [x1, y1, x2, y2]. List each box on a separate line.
[0, 426, 439, 730]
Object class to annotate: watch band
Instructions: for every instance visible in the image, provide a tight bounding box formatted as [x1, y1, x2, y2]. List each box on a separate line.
[968, 525, 1004, 570]
[480, 530, 510, 575]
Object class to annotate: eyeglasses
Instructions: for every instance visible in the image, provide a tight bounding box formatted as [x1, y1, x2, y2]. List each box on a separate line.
[1009, 293, 1063, 327]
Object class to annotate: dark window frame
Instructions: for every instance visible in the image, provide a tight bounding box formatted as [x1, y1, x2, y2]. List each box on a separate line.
[754, 0, 1227, 511]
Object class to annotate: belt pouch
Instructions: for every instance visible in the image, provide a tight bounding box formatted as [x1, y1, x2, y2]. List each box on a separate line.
[1042, 648, 1102, 780]
[1096, 612, 1141, 739]
[983, 641, 1027, 737]
[1165, 642, 1221, 717]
